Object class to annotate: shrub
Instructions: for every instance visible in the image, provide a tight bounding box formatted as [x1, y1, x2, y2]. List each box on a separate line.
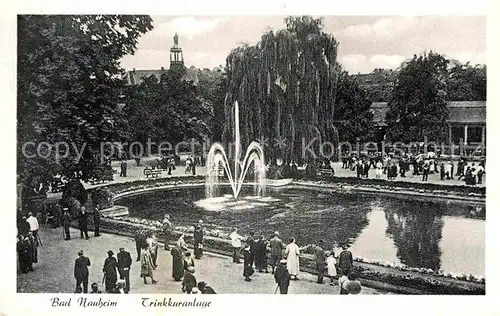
[91, 187, 114, 209]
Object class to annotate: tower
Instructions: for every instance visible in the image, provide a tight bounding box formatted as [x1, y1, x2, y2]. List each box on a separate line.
[170, 33, 184, 71]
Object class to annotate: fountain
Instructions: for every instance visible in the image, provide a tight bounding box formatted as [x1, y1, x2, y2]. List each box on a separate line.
[205, 101, 266, 200]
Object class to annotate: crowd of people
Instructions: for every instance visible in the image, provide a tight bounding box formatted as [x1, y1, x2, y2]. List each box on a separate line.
[18, 205, 364, 295]
[227, 228, 361, 294]
[342, 153, 485, 185]
[73, 248, 131, 294]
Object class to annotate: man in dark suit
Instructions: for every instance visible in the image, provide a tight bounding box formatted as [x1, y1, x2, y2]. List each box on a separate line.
[338, 243, 354, 276]
[117, 247, 132, 293]
[62, 208, 71, 240]
[74, 250, 91, 293]
[93, 206, 101, 237]
[78, 207, 89, 239]
[269, 231, 284, 274]
[193, 220, 204, 259]
[314, 240, 327, 284]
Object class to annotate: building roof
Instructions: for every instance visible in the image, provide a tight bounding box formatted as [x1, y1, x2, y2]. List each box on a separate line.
[371, 101, 486, 126]
[447, 101, 486, 124]
[123, 68, 199, 86]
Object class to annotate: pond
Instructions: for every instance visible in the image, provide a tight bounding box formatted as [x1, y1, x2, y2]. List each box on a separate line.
[115, 185, 485, 276]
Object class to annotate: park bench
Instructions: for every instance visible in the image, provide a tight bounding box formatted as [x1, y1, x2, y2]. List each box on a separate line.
[317, 168, 334, 177]
[144, 168, 162, 178]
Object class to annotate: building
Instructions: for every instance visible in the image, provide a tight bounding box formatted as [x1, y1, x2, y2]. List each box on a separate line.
[371, 101, 486, 155]
[122, 33, 199, 86]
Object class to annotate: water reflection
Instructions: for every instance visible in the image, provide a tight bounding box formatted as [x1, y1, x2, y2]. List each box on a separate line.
[384, 202, 444, 271]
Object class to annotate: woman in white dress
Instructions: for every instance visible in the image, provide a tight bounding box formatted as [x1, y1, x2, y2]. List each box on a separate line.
[285, 237, 300, 280]
[326, 250, 338, 285]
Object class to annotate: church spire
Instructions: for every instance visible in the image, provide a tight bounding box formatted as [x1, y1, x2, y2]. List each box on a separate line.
[170, 33, 184, 71]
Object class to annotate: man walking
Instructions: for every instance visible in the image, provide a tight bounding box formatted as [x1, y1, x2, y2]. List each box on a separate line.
[338, 244, 354, 276]
[117, 247, 132, 293]
[269, 231, 284, 274]
[62, 208, 71, 240]
[26, 212, 39, 246]
[93, 206, 101, 237]
[314, 240, 327, 284]
[193, 220, 204, 259]
[74, 250, 91, 293]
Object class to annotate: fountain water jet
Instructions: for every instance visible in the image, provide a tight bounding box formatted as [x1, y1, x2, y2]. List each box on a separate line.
[205, 101, 266, 199]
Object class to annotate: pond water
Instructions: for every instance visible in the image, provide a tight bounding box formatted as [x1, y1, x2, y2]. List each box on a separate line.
[116, 186, 485, 276]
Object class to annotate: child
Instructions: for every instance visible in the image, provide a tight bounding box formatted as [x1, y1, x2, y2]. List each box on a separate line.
[326, 250, 337, 286]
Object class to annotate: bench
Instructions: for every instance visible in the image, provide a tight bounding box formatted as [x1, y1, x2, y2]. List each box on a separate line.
[144, 168, 162, 178]
[317, 168, 334, 177]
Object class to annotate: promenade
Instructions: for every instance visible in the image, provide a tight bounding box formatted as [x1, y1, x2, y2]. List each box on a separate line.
[17, 226, 392, 294]
[79, 156, 485, 191]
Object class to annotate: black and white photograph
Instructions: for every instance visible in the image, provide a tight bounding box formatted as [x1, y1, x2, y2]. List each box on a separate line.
[14, 14, 488, 296]
[2, 2, 498, 314]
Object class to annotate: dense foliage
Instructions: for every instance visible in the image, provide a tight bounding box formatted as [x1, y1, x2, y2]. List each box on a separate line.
[446, 61, 486, 101]
[334, 70, 374, 143]
[224, 16, 340, 165]
[385, 52, 449, 143]
[18, 15, 153, 192]
[123, 68, 212, 153]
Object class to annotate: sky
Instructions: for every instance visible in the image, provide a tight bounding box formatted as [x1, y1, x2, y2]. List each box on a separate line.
[120, 16, 486, 74]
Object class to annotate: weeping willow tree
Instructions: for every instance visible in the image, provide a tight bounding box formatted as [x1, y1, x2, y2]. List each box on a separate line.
[223, 16, 340, 165]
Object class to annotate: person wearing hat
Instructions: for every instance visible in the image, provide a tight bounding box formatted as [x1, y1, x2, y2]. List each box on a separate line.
[314, 240, 327, 284]
[254, 235, 268, 273]
[242, 243, 254, 281]
[62, 208, 71, 240]
[338, 244, 354, 277]
[182, 266, 197, 294]
[274, 259, 291, 294]
[346, 272, 362, 295]
[162, 214, 173, 250]
[140, 244, 157, 284]
[269, 231, 284, 274]
[117, 247, 132, 293]
[102, 250, 118, 293]
[78, 206, 89, 240]
[74, 250, 91, 293]
[197, 281, 216, 294]
[193, 220, 204, 259]
[183, 251, 195, 272]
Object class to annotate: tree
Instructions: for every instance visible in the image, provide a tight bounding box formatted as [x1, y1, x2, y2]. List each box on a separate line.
[385, 52, 449, 143]
[196, 68, 227, 142]
[334, 70, 374, 143]
[17, 15, 153, 191]
[446, 60, 486, 101]
[224, 16, 340, 165]
[124, 69, 212, 153]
